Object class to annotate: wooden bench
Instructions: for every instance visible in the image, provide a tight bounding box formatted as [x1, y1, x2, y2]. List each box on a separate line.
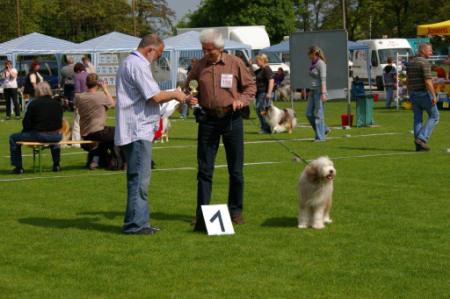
[16, 140, 98, 173]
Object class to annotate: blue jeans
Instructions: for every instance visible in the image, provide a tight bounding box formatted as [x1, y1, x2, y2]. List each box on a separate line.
[306, 89, 328, 140]
[9, 131, 62, 168]
[121, 140, 153, 233]
[196, 112, 244, 228]
[385, 86, 394, 108]
[410, 90, 439, 142]
[180, 103, 189, 118]
[255, 92, 271, 132]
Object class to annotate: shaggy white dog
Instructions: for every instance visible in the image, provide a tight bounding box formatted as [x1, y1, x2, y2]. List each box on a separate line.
[261, 105, 297, 134]
[298, 156, 336, 229]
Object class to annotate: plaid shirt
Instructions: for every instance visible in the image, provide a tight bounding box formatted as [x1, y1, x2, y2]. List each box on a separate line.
[406, 56, 432, 91]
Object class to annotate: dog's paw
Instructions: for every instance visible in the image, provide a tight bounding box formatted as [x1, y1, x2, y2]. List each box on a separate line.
[297, 224, 308, 229]
[312, 223, 325, 229]
[324, 218, 333, 224]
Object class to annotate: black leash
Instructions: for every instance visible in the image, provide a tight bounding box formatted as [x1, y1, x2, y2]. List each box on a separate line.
[248, 118, 309, 165]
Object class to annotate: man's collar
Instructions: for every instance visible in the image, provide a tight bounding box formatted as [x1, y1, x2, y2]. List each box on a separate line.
[132, 50, 150, 65]
[207, 53, 226, 65]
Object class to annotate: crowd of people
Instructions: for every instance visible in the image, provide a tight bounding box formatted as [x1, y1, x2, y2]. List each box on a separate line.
[1, 29, 442, 235]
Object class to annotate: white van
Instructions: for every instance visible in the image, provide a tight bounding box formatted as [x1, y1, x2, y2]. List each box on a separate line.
[352, 39, 413, 90]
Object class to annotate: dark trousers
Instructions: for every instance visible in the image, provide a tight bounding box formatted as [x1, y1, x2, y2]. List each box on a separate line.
[63, 84, 75, 103]
[84, 126, 123, 166]
[195, 111, 244, 227]
[4, 88, 20, 117]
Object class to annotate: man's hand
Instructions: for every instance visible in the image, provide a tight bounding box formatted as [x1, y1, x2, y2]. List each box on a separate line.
[186, 95, 198, 106]
[232, 99, 245, 111]
[266, 92, 273, 100]
[431, 96, 437, 105]
[100, 80, 109, 90]
[174, 90, 187, 103]
[321, 93, 328, 103]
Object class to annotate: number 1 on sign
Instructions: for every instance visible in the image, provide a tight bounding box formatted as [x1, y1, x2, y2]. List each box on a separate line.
[201, 204, 235, 235]
[210, 210, 225, 232]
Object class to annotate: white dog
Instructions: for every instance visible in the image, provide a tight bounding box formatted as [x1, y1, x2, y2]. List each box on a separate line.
[157, 100, 180, 143]
[298, 156, 336, 229]
[261, 105, 297, 134]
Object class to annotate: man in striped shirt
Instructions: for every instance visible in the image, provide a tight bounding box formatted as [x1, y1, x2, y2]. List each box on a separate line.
[115, 33, 187, 235]
[406, 43, 439, 151]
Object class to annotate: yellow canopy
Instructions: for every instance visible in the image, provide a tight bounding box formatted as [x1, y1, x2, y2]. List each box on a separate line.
[417, 20, 450, 36]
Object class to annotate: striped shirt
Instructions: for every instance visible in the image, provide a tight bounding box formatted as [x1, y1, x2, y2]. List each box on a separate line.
[406, 56, 432, 91]
[115, 50, 161, 146]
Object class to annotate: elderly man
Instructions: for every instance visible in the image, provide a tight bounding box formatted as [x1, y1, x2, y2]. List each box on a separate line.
[186, 29, 256, 232]
[406, 43, 439, 151]
[115, 33, 187, 235]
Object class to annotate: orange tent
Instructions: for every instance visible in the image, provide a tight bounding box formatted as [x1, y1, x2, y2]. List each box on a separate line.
[417, 20, 450, 36]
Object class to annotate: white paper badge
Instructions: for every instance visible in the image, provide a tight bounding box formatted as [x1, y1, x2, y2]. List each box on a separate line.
[201, 204, 235, 236]
[220, 74, 233, 89]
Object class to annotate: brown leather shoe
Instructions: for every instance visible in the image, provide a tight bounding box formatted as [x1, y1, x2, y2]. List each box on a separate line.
[231, 213, 245, 225]
[415, 138, 430, 151]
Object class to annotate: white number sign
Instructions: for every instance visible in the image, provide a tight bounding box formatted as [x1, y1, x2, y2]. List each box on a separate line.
[201, 204, 235, 236]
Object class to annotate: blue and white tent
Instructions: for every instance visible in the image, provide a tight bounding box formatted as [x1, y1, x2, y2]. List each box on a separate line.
[260, 40, 289, 53]
[75, 31, 140, 54]
[0, 32, 77, 66]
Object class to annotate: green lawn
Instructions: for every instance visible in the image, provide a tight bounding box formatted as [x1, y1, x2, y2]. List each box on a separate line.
[0, 100, 449, 298]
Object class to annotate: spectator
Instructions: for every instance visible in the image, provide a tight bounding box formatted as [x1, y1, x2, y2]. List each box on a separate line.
[23, 61, 43, 107]
[72, 62, 88, 144]
[1, 60, 20, 119]
[9, 82, 63, 174]
[273, 67, 285, 88]
[383, 57, 397, 108]
[82, 56, 96, 74]
[75, 73, 123, 170]
[431, 65, 447, 80]
[74, 63, 88, 93]
[60, 56, 76, 109]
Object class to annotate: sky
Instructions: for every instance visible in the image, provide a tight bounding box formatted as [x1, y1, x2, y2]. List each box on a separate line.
[166, 0, 202, 24]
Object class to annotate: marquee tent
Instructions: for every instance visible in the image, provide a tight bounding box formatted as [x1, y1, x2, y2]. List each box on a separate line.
[417, 20, 450, 36]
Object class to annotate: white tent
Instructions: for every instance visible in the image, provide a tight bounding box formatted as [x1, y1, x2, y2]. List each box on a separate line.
[0, 32, 77, 66]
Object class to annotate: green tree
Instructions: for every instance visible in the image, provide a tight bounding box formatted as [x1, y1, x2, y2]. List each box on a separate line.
[178, 0, 296, 43]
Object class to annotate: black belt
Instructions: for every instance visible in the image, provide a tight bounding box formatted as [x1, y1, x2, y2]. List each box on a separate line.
[204, 106, 233, 118]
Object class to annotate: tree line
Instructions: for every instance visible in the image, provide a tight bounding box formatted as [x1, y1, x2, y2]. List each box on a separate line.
[0, 0, 449, 44]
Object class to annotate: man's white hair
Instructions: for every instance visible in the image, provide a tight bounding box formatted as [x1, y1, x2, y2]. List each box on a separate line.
[199, 29, 225, 49]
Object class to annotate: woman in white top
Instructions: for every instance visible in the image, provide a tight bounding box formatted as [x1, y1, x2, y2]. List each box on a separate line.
[2, 60, 21, 119]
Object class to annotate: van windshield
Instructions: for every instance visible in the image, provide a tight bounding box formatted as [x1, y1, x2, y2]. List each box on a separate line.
[266, 52, 282, 64]
[378, 48, 413, 64]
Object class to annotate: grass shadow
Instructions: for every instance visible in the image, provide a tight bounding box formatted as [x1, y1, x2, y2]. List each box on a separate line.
[77, 211, 193, 223]
[261, 217, 297, 228]
[18, 217, 121, 234]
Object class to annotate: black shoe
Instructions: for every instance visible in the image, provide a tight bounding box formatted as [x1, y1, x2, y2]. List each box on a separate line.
[126, 226, 160, 235]
[12, 167, 24, 174]
[415, 138, 430, 151]
[193, 219, 207, 233]
[52, 164, 61, 172]
[151, 160, 156, 169]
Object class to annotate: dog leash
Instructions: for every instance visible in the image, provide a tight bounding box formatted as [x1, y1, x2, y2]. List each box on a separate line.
[248, 118, 309, 165]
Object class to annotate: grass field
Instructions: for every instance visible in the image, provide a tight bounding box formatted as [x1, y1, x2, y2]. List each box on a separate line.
[0, 100, 449, 298]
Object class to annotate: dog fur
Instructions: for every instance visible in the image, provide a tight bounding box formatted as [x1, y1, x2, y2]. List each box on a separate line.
[298, 156, 336, 229]
[261, 105, 297, 134]
[156, 100, 180, 143]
